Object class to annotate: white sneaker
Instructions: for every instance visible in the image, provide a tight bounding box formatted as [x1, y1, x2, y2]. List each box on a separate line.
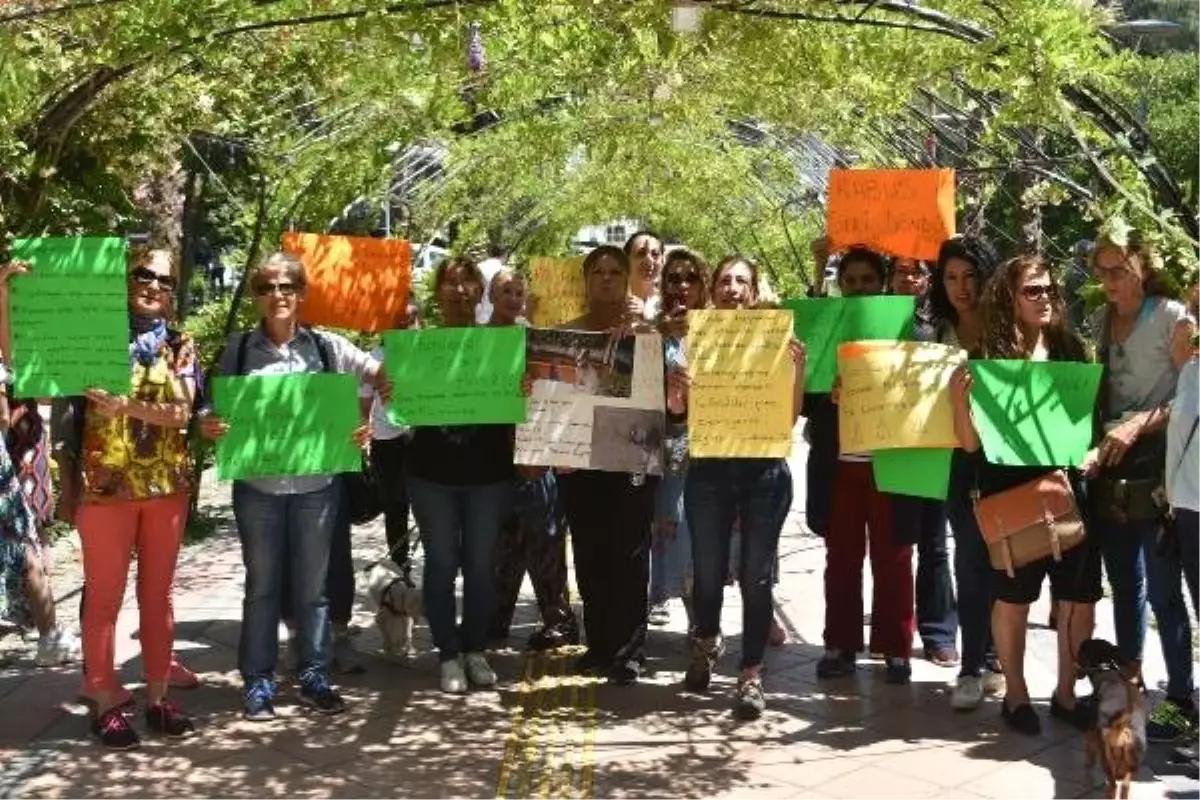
[35, 628, 81, 667]
[463, 652, 496, 688]
[440, 658, 468, 694]
[951, 675, 985, 711]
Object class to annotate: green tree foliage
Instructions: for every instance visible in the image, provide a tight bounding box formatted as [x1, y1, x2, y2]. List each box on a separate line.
[0, 0, 1194, 295]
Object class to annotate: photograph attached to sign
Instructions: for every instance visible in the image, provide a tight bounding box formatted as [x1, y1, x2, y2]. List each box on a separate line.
[591, 406, 665, 475]
[525, 329, 634, 399]
[516, 330, 666, 474]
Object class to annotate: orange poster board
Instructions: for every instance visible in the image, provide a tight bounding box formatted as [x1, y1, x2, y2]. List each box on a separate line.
[281, 233, 412, 332]
[827, 168, 955, 261]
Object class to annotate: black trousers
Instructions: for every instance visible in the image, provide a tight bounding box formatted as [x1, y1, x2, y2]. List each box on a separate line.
[370, 436, 413, 569]
[491, 511, 575, 635]
[803, 393, 837, 537]
[559, 471, 657, 665]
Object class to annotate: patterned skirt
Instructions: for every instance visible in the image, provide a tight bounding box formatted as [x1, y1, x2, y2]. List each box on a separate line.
[0, 437, 38, 629]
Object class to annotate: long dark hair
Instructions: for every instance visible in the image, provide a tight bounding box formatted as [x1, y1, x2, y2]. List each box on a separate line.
[657, 247, 708, 319]
[980, 255, 1085, 361]
[930, 235, 998, 327]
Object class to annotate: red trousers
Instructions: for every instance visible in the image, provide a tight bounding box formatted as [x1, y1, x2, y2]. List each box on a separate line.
[77, 493, 187, 694]
[823, 461, 914, 658]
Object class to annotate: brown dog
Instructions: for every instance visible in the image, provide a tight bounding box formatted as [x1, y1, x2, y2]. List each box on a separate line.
[1077, 638, 1147, 799]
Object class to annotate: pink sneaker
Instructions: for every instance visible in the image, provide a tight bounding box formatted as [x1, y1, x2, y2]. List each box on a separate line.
[168, 658, 200, 690]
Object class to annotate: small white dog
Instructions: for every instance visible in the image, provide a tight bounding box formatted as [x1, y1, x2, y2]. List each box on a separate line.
[366, 561, 424, 660]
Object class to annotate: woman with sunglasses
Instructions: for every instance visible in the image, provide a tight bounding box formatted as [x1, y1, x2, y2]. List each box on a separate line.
[1, 248, 199, 748]
[200, 251, 387, 720]
[647, 249, 708, 632]
[670, 255, 804, 719]
[1084, 232, 1197, 742]
[951, 255, 1100, 736]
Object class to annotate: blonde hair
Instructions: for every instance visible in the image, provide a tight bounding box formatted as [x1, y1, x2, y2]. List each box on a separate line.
[249, 251, 307, 291]
[488, 267, 524, 303]
[128, 246, 177, 277]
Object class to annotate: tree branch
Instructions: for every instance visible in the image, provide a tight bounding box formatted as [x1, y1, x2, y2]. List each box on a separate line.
[0, 0, 130, 24]
[699, 1, 980, 43]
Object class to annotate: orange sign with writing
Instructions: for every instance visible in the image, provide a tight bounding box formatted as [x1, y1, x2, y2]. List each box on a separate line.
[827, 168, 956, 261]
[281, 233, 412, 332]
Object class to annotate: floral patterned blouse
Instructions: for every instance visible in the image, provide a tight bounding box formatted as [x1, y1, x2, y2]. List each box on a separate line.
[80, 332, 196, 502]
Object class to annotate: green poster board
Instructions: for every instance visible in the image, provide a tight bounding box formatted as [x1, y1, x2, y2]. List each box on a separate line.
[213, 373, 362, 480]
[9, 237, 130, 397]
[873, 447, 954, 500]
[783, 296, 915, 392]
[384, 326, 527, 426]
[968, 360, 1102, 467]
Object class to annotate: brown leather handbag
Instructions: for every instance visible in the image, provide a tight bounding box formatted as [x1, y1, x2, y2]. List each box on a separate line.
[973, 470, 1086, 578]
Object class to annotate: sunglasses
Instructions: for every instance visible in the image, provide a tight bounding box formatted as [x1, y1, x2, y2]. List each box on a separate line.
[1020, 284, 1057, 301]
[253, 281, 298, 297]
[130, 267, 177, 292]
[665, 270, 702, 286]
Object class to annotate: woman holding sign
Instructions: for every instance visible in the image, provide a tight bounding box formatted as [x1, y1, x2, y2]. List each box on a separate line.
[1084, 231, 1197, 742]
[1, 247, 199, 749]
[815, 247, 917, 685]
[556, 245, 660, 686]
[200, 251, 386, 721]
[950, 255, 1100, 737]
[668, 255, 805, 720]
[400, 257, 517, 693]
[930, 235, 1005, 711]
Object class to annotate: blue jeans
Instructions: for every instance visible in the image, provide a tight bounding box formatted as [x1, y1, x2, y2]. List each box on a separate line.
[408, 476, 512, 661]
[1097, 517, 1195, 700]
[893, 495, 958, 651]
[233, 481, 338, 684]
[650, 471, 692, 604]
[685, 458, 792, 669]
[945, 450, 995, 677]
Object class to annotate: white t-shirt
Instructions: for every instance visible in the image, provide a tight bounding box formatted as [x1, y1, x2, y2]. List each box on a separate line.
[358, 347, 409, 441]
[475, 257, 507, 325]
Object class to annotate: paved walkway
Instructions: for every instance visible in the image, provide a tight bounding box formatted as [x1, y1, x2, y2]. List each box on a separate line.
[0, 438, 1196, 799]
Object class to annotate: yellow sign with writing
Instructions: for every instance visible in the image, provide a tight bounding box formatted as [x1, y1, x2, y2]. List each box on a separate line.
[529, 256, 587, 328]
[837, 340, 965, 454]
[687, 310, 795, 458]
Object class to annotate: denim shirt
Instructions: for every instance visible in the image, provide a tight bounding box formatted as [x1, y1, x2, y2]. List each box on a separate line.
[217, 326, 377, 495]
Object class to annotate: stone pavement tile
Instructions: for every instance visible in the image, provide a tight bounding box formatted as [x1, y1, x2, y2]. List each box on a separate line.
[812, 763, 942, 799]
[961, 749, 1090, 800]
[866, 740, 1008, 789]
[172, 744, 366, 799]
[334, 741, 505, 799]
[741, 743, 881, 792]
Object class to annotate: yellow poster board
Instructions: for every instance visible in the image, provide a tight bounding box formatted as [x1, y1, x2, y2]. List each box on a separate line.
[686, 309, 795, 458]
[837, 340, 965, 454]
[529, 256, 586, 328]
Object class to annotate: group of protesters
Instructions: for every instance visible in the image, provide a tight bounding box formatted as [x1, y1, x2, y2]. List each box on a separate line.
[0, 225, 1195, 757]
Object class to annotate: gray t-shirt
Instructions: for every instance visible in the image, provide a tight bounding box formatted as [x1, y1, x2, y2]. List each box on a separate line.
[1092, 297, 1191, 422]
[218, 326, 377, 495]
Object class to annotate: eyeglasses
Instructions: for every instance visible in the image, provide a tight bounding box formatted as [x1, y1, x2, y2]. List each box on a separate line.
[130, 267, 177, 292]
[1093, 264, 1132, 281]
[1019, 284, 1056, 301]
[665, 270, 701, 286]
[253, 281, 298, 297]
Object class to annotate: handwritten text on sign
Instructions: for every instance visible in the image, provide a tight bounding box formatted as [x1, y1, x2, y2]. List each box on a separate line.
[384, 326, 527, 427]
[687, 310, 795, 458]
[827, 168, 955, 261]
[837, 340, 965, 453]
[282, 232, 412, 333]
[516, 330, 665, 473]
[10, 237, 130, 398]
[212, 373, 362, 481]
[528, 256, 586, 328]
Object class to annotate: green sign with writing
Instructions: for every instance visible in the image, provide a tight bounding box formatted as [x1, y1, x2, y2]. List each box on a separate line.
[385, 326, 527, 426]
[9, 237, 130, 397]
